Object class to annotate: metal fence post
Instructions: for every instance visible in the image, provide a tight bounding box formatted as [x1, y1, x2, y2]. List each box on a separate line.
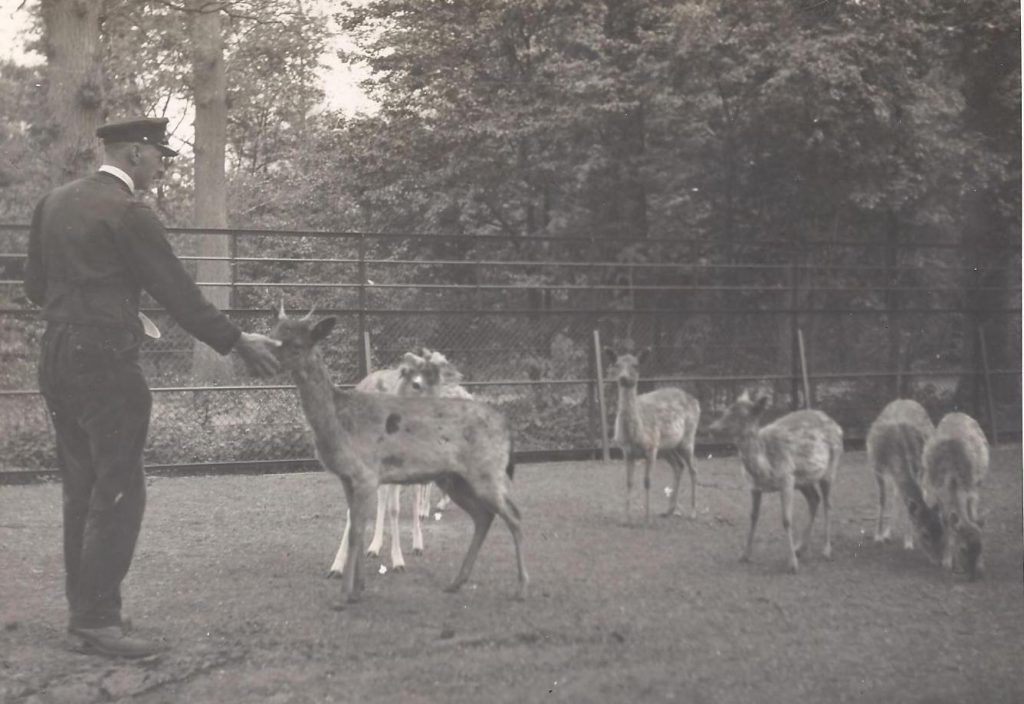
[358, 233, 367, 377]
[798, 328, 812, 409]
[978, 325, 999, 445]
[229, 230, 237, 308]
[789, 263, 800, 410]
[593, 329, 611, 461]
[363, 331, 373, 378]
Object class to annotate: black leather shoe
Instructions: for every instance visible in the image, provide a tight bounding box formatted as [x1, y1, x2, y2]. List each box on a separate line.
[69, 626, 164, 658]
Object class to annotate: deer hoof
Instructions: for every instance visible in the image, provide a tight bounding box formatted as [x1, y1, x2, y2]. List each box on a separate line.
[787, 559, 800, 574]
[443, 582, 463, 594]
[392, 564, 405, 573]
[739, 553, 752, 563]
[822, 545, 833, 560]
[794, 543, 807, 558]
[413, 548, 423, 556]
[329, 599, 347, 611]
[327, 569, 343, 580]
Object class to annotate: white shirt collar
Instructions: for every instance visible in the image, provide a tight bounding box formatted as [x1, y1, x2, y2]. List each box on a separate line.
[98, 164, 135, 193]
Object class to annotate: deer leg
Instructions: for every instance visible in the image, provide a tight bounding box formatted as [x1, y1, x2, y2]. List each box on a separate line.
[415, 483, 429, 520]
[387, 485, 405, 571]
[443, 478, 494, 594]
[819, 478, 833, 559]
[496, 494, 529, 601]
[780, 480, 799, 573]
[741, 490, 762, 563]
[412, 485, 425, 555]
[366, 485, 388, 557]
[794, 484, 820, 559]
[643, 448, 657, 526]
[873, 473, 891, 542]
[328, 510, 350, 578]
[661, 451, 685, 518]
[342, 483, 376, 603]
[898, 484, 915, 551]
[624, 453, 637, 525]
[682, 443, 698, 520]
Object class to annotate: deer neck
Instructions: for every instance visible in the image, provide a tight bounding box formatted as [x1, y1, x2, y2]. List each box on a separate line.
[734, 426, 774, 484]
[291, 351, 348, 460]
[616, 382, 645, 442]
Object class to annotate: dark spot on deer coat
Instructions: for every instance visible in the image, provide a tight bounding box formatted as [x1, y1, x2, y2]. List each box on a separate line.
[386, 413, 401, 434]
[382, 455, 404, 468]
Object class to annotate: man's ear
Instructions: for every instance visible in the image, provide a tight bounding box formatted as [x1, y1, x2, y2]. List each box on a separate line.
[310, 316, 337, 343]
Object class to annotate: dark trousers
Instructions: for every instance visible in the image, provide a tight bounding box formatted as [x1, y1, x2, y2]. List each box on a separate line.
[38, 323, 151, 629]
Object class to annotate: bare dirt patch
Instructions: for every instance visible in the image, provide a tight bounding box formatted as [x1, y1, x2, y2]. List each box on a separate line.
[2, 447, 1022, 703]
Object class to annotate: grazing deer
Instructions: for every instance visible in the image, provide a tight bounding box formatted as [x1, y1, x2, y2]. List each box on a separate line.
[604, 348, 701, 525]
[328, 349, 470, 576]
[271, 306, 528, 603]
[865, 399, 944, 560]
[923, 412, 989, 580]
[708, 391, 842, 573]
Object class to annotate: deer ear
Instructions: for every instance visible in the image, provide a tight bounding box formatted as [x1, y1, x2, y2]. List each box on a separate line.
[752, 396, 769, 415]
[399, 352, 421, 372]
[440, 362, 463, 385]
[604, 347, 617, 364]
[310, 316, 336, 343]
[637, 347, 651, 364]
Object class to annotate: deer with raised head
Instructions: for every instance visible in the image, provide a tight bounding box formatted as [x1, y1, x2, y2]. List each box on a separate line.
[604, 348, 700, 526]
[328, 349, 470, 577]
[923, 412, 989, 580]
[708, 391, 842, 573]
[865, 399, 944, 560]
[271, 306, 528, 604]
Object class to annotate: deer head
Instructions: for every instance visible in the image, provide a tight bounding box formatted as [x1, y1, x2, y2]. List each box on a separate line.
[708, 390, 769, 436]
[270, 303, 337, 371]
[604, 347, 649, 389]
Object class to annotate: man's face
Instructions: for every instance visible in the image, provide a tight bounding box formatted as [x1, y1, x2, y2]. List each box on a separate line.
[134, 143, 167, 191]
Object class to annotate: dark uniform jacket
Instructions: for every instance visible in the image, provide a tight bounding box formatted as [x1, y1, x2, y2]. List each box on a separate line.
[24, 172, 240, 355]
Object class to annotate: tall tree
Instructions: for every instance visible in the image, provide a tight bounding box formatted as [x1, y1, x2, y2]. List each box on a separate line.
[189, 0, 233, 382]
[39, 0, 104, 183]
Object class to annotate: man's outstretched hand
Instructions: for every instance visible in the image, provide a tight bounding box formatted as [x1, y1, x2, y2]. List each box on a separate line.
[234, 332, 281, 377]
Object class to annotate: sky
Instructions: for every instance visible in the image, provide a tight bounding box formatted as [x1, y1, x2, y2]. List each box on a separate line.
[0, 0, 375, 115]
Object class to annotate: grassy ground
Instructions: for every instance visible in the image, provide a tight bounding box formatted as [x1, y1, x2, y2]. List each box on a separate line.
[1, 446, 1022, 704]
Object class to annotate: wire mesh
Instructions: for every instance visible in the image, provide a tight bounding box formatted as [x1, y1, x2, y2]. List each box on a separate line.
[0, 225, 1020, 477]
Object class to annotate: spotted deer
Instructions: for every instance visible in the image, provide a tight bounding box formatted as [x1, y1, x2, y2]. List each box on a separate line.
[604, 348, 700, 526]
[708, 391, 842, 573]
[271, 306, 528, 604]
[923, 412, 989, 580]
[865, 399, 945, 561]
[328, 349, 470, 576]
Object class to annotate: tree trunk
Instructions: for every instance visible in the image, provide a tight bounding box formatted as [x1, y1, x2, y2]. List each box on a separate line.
[40, 0, 105, 184]
[189, 1, 234, 383]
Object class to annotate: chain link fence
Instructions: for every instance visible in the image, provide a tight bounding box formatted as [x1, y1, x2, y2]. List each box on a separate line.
[1, 225, 1020, 480]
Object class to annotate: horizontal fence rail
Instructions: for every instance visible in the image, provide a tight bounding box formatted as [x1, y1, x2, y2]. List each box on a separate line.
[0, 224, 1020, 482]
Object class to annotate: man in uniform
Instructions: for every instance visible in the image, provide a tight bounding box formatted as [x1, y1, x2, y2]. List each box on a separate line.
[23, 117, 282, 658]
